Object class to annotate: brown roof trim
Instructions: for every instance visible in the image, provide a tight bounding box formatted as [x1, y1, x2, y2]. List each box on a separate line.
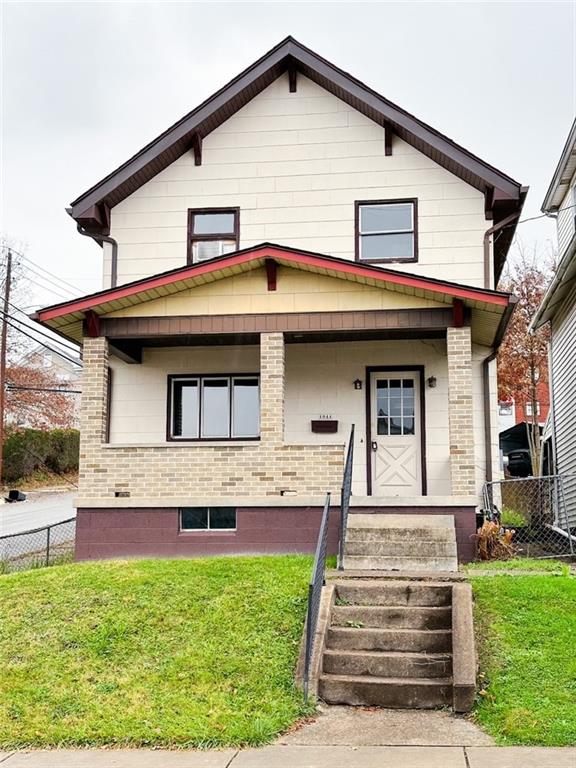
[69, 36, 523, 224]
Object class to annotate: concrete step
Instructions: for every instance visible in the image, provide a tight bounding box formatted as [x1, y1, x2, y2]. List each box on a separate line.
[345, 540, 458, 557]
[348, 514, 454, 530]
[327, 626, 452, 653]
[346, 527, 455, 542]
[344, 555, 458, 572]
[335, 580, 453, 607]
[332, 605, 452, 630]
[323, 649, 453, 678]
[319, 673, 452, 708]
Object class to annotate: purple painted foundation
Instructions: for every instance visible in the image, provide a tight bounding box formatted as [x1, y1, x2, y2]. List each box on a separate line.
[75, 505, 477, 563]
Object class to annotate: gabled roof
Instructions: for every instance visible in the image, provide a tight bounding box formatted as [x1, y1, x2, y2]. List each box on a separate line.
[542, 117, 576, 212]
[69, 37, 525, 277]
[33, 243, 515, 348]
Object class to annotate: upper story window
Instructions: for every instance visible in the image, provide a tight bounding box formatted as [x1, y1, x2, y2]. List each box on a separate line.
[169, 374, 260, 441]
[525, 402, 541, 418]
[187, 208, 239, 264]
[356, 200, 417, 263]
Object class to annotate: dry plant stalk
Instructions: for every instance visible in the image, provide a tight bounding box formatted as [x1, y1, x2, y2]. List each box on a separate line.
[475, 520, 516, 561]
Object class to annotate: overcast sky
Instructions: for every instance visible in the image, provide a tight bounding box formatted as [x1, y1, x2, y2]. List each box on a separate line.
[1, 0, 575, 311]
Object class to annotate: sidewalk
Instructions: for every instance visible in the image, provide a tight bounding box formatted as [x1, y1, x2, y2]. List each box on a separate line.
[1, 746, 575, 767]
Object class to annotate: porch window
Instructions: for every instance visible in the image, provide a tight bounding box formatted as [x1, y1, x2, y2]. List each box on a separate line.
[169, 375, 260, 440]
[180, 507, 237, 531]
[187, 208, 239, 264]
[356, 200, 417, 263]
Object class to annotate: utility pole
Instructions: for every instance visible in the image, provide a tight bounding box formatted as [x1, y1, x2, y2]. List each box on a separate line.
[0, 248, 13, 486]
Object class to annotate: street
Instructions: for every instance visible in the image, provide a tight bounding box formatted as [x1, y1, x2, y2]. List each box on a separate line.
[0, 491, 75, 536]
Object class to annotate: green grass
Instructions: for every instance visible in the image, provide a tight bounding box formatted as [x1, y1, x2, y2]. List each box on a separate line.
[500, 506, 527, 528]
[466, 558, 569, 573]
[471, 572, 576, 745]
[0, 556, 313, 749]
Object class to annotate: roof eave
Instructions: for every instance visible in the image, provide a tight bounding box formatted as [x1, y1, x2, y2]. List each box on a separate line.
[541, 117, 576, 213]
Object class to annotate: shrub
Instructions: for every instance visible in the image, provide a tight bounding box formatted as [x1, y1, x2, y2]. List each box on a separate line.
[2, 428, 80, 483]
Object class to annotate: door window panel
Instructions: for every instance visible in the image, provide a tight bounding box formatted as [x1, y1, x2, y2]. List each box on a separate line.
[376, 377, 416, 436]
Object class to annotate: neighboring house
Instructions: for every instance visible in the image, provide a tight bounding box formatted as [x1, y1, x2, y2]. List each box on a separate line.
[532, 117, 576, 526]
[9, 345, 82, 428]
[34, 38, 526, 562]
[498, 379, 550, 432]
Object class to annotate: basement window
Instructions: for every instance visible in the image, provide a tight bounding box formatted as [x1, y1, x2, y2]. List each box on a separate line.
[180, 507, 237, 531]
[187, 208, 239, 263]
[169, 374, 260, 440]
[356, 200, 417, 263]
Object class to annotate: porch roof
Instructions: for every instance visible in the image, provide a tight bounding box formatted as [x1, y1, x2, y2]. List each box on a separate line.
[33, 243, 515, 348]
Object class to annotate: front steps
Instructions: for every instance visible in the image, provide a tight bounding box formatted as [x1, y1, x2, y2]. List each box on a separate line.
[317, 578, 474, 710]
[344, 514, 458, 572]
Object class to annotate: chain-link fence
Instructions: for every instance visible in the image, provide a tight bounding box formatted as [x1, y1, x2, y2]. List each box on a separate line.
[483, 475, 576, 559]
[0, 518, 76, 574]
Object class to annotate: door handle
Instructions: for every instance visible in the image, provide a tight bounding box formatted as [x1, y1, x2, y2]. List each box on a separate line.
[371, 441, 378, 452]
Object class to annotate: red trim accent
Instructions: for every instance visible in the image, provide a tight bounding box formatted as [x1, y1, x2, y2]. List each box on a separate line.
[36, 244, 510, 323]
[265, 259, 277, 291]
[84, 310, 100, 337]
[453, 298, 465, 328]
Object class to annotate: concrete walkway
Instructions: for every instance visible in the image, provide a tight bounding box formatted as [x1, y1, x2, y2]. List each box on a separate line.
[2, 746, 576, 767]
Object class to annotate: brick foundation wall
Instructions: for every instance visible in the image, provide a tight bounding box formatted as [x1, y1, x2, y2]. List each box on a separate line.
[75, 506, 476, 563]
[78, 334, 345, 501]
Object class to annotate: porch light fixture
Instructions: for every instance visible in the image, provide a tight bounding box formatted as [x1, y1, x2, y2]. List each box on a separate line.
[427, 376, 437, 388]
[353, 379, 363, 390]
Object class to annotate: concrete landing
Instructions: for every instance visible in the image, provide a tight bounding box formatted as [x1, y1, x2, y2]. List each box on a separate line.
[279, 704, 493, 746]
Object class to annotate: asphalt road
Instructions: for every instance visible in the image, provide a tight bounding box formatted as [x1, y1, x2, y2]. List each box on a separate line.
[0, 491, 75, 537]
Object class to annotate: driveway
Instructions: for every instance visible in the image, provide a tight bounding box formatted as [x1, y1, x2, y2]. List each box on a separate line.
[0, 491, 75, 536]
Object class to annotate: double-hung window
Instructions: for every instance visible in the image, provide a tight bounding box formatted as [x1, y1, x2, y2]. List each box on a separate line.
[169, 375, 260, 440]
[187, 208, 239, 264]
[356, 200, 417, 263]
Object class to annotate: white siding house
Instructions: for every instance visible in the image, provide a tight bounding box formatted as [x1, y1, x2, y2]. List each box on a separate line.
[533, 117, 576, 527]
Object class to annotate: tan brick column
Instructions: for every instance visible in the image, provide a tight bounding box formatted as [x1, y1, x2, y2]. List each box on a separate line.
[79, 337, 109, 490]
[447, 327, 476, 496]
[260, 332, 285, 445]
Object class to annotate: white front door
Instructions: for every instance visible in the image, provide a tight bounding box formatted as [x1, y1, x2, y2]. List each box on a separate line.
[370, 371, 422, 496]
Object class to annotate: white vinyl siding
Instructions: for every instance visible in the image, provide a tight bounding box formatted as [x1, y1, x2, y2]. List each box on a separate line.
[556, 180, 576, 257]
[551, 285, 576, 526]
[107, 74, 487, 289]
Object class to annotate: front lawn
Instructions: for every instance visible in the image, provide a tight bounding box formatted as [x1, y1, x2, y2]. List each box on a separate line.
[472, 572, 576, 746]
[0, 556, 312, 748]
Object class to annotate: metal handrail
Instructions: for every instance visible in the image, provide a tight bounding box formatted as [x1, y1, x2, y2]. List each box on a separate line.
[303, 491, 331, 699]
[338, 424, 355, 570]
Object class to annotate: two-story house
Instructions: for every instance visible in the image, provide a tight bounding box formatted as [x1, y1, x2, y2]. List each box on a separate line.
[35, 38, 526, 562]
[532, 117, 576, 529]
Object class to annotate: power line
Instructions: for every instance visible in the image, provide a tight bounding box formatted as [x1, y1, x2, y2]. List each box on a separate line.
[21, 274, 77, 303]
[20, 264, 79, 300]
[6, 300, 80, 353]
[0, 311, 82, 368]
[19, 253, 84, 294]
[0, 307, 81, 360]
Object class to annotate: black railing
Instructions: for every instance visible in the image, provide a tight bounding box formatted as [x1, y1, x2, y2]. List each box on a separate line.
[303, 491, 331, 699]
[338, 424, 355, 570]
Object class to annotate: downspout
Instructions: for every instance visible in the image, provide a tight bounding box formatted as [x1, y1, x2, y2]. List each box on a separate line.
[483, 212, 522, 289]
[76, 224, 119, 289]
[482, 298, 517, 482]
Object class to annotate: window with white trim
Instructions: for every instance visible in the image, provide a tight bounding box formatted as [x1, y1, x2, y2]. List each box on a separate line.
[180, 507, 237, 531]
[357, 200, 416, 262]
[525, 401, 541, 417]
[188, 209, 239, 264]
[170, 375, 260, 440]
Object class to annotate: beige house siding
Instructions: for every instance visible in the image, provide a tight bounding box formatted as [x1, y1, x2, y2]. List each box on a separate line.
[105, 73, 487, 288]
[107, 337, 490, 499]
[104, 266, 450, 319]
